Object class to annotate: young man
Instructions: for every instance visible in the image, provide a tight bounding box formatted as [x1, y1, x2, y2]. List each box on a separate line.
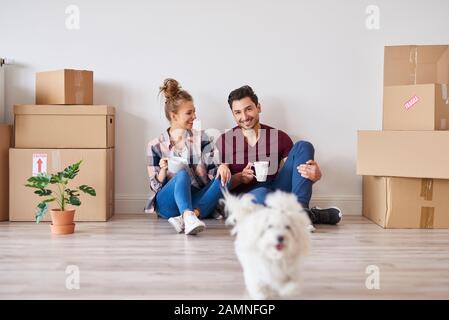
[217, 85, 341, 226]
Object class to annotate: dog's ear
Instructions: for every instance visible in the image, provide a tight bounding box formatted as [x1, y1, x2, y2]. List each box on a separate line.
[265, 190, 303, 214]
[291, 209, 312, 237]
[296, 215, 312, 256]
[222, 189, 256, 213]
[290, 209, 312, 256]
[222, 189, 258, 228]
[264, 190, 312, 227]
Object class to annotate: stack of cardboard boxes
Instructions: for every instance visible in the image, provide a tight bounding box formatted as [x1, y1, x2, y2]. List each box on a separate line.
[357, 45, 449, 228]
[9, 69, 115, 221]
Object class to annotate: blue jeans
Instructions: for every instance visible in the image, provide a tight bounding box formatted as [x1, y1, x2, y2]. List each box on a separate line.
[155, 169, 227, 219]
[248, 141, 314, 208]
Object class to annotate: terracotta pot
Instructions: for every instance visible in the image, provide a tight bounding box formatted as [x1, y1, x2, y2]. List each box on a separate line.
[50, 223, 75, 235]
[50, 209, 75, 226]
[50, 209, 76, 234]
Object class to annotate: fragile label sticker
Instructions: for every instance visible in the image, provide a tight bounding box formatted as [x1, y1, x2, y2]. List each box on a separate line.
[404, 95, 420, 110]
[32, 153, 47, 176]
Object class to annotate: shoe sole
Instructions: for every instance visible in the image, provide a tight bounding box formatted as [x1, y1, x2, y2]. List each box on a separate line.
[185, 224, 205, 235]
[307, 225, 316, 232]
[168, 218, 184, 233]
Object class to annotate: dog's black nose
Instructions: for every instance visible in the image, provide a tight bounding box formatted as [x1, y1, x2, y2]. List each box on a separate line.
[277, 236, 284, 243]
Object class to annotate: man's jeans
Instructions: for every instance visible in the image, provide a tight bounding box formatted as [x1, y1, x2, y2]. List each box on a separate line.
[248, 141, 314, 208]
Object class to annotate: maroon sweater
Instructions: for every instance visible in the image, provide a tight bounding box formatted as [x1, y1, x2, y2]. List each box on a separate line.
[217, 124, 293, 193]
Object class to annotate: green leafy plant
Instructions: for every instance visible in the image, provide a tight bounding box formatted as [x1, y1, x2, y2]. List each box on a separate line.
[25, 160, 96, 223]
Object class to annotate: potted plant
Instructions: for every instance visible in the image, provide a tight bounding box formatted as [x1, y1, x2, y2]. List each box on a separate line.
[25, 160, 96, 234]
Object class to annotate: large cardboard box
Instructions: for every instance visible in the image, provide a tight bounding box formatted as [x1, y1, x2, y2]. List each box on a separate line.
[0, 125, 12, 221]
[383, 45, 449, 130]
[36, 69, 93, 105]
[383, 84, 449, 130]
[14, 105, 115, 148]
[384, 45, 449, 86]
[363, 176, 449, 228]
[357, 130, 449, 179]
[9, 148, 114, 221]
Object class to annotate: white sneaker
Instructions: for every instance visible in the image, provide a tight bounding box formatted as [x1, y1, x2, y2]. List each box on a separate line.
[168, 216, 184, 233]
[184, 215, 206, 235]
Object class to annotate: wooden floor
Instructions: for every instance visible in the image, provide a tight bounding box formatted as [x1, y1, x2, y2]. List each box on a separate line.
[1, 214, 449, 300]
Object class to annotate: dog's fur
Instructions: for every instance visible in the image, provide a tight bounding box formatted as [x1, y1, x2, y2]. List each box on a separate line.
[222, 190, 311, 300]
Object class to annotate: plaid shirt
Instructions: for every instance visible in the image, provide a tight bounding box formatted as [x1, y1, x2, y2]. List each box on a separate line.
[144, 128, 220, 213]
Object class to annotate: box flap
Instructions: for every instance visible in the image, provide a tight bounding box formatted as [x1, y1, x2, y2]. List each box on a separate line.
[384, 45, 449, 86]
[36, 69, 93, 75]
[385, 177, 422, 228]
[14, 105, 115, 115]
[362, 176, 387, 228]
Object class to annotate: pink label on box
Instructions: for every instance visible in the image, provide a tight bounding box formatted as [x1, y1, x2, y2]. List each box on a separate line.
[404, 95, 420, 110]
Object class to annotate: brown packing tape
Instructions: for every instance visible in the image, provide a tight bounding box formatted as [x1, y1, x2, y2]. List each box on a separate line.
[442, 84, 449, 105]
[74, 71, 84, 104]
[74, 71, 82, 87]
[420, 178, 434, 228]
[75, 89, 84, 104]
[409, 45, 418, 85]
[420, 178, 433, 201]
[52, 150, 61, 172]
[420, 207, 434, 228]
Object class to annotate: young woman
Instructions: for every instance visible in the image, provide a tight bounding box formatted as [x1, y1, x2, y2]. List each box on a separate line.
[145, 79, 231, 235]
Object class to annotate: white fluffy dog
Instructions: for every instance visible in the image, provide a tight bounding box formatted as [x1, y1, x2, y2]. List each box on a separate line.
[222, 190, 312, 300]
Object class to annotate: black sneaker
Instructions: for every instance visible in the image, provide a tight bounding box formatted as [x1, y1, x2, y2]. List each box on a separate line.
[306, 207, 342, 225]
[214, 200, 226, 220]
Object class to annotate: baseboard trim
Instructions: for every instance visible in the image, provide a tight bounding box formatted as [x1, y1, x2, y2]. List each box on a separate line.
[309, 195, 361, 215]
[115, 194, 362, 215]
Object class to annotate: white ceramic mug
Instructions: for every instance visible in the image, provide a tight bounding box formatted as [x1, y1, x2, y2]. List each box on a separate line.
[253, 161, 269, 182]
[168, 156, 188, 174]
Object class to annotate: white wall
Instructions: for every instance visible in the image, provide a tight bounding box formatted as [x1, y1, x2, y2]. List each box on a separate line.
[2, 0, 449, 214]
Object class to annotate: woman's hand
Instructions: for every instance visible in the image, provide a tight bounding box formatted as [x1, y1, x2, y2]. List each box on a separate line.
[297, 160, 322, 182]
[159, 157, 169, 171]
[216, 164, 231, 186]
[157, 158, 169, 183]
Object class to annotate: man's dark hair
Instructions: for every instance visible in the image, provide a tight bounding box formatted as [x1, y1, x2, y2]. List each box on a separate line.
[227, 85, 259, 109]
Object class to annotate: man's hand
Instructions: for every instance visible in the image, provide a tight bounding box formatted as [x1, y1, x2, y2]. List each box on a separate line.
[297, 160, 322, 182]
[216, 164, 231, 186]
[240, 162, 255, 184]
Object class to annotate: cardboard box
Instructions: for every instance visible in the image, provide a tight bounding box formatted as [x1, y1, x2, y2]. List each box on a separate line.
[383, 84, 449, 130]
[384, 45, 449, 86]
[363, 176, 449, 228]
[36, 69, 93, 105]
[357, 130, 449, 179]
[0, 125, 12, 221]
[14, 105, 115, 148]
[9, 148, 114, 221]
[383, 45, 449, 130]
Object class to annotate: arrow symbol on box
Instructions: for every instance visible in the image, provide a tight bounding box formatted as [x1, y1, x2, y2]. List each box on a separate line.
[37, 159, 43, 173]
